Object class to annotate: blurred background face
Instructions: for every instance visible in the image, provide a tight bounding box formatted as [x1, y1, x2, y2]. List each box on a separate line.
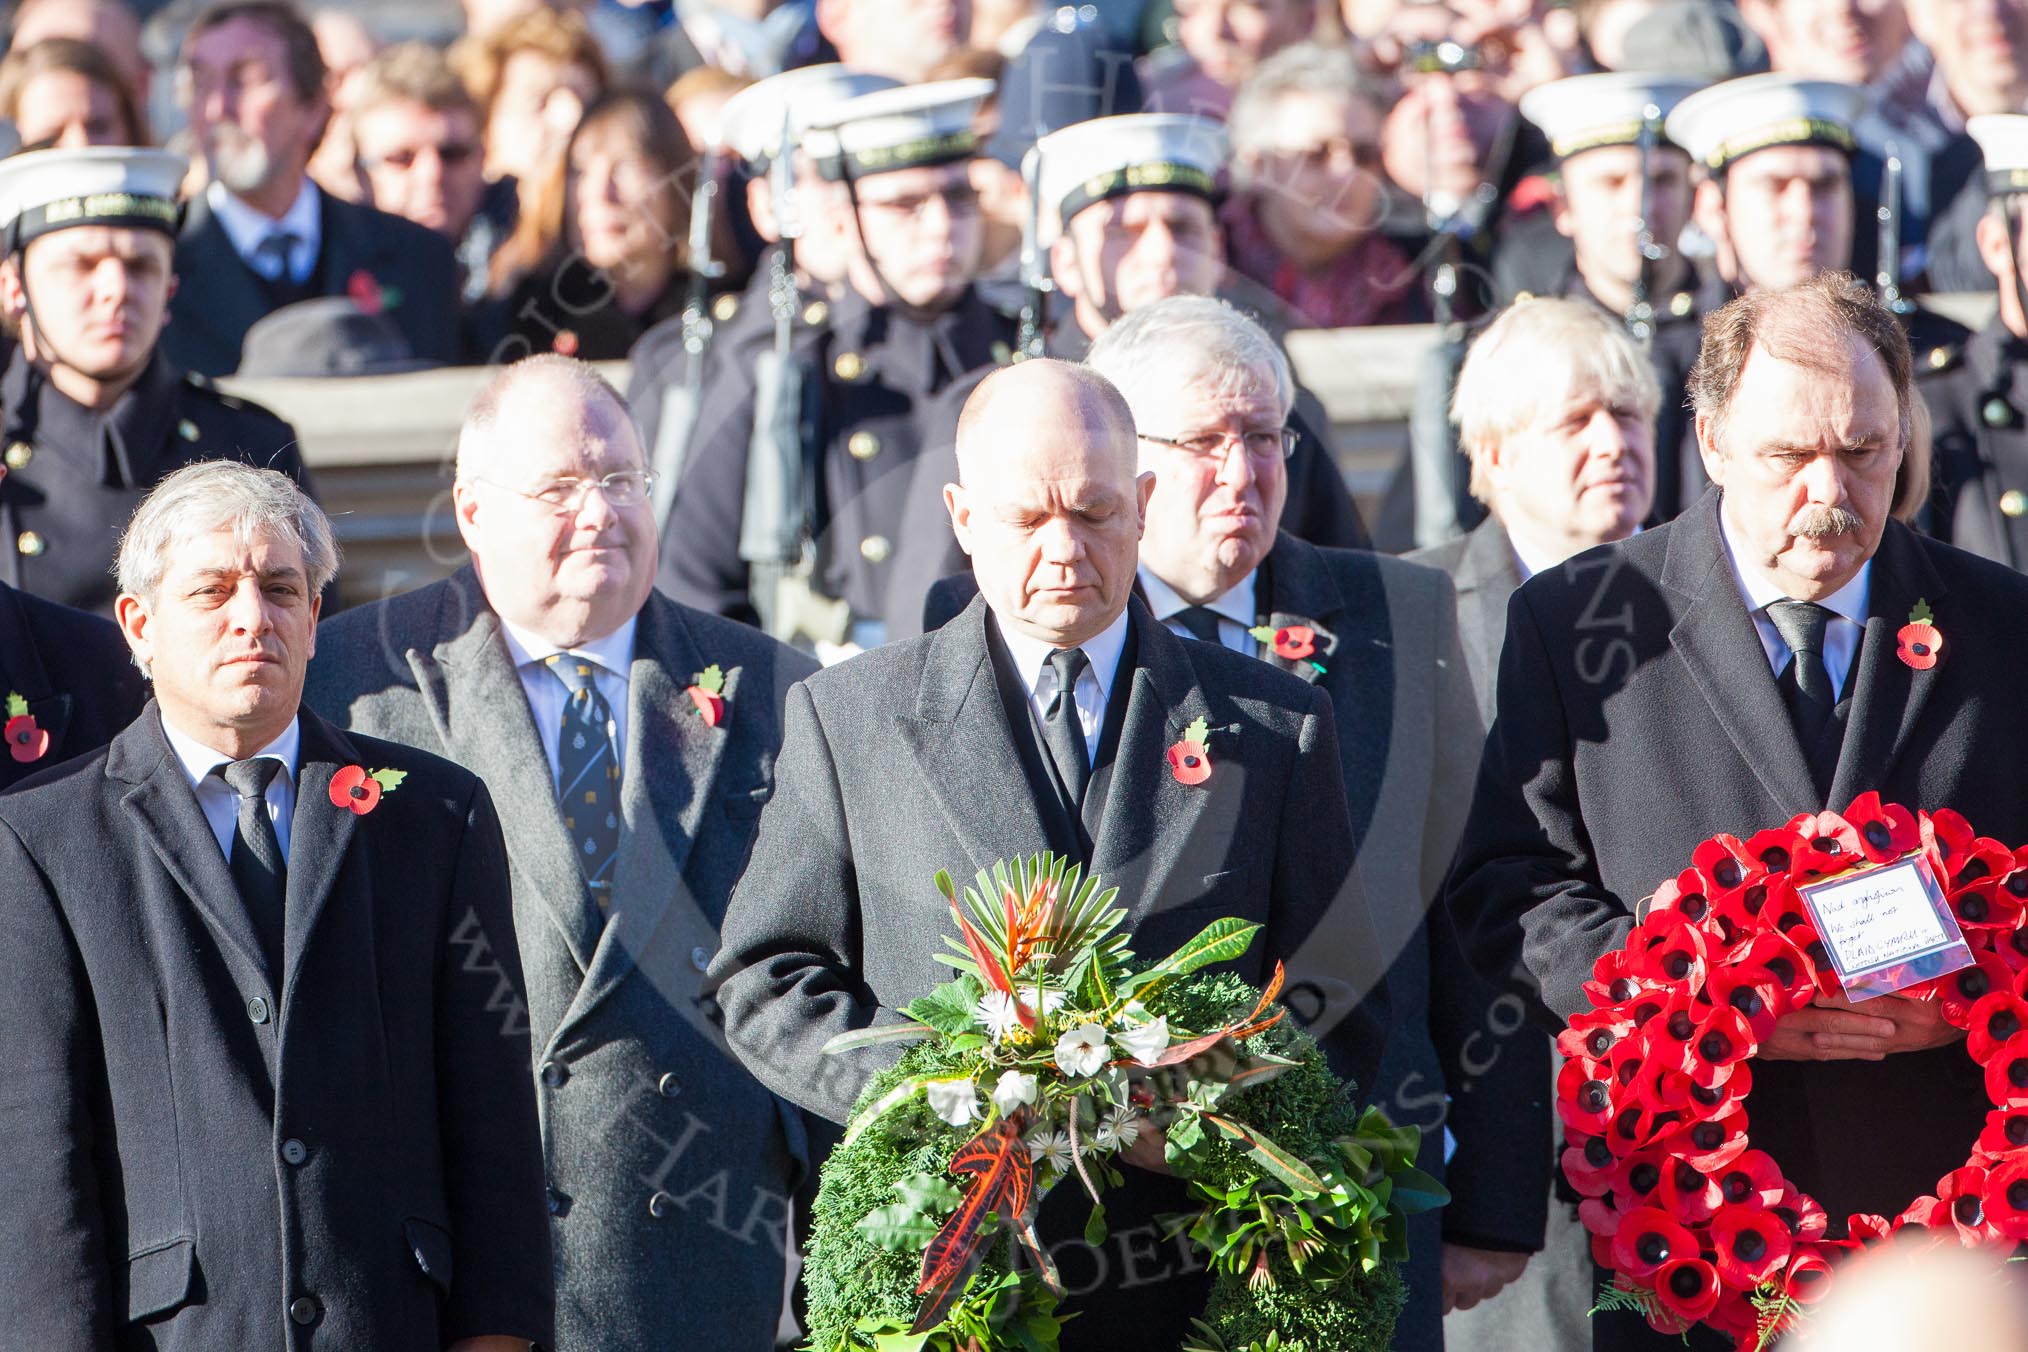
[1054, 193, 1225, 333]
[1175, 0, 1317, 89]
[1708, 146, 1853, 291]
[1484, 369, 1655, 551]
[1909, 0, 2028, 115]
[567, 116, 683, 276]
[182, 16, 326, 198]
[1239, 90, 1388, 262]
[11, 0, 149, 103]
[456, 385, 657, 646]
[820, 0, 971, 83]
[1378, 16, 1514, 210]
[838, 160, 983, 312]
[5, 227, 174, 382]
[1743, 0, 1909, 82]
[1134, 365, 1290, 602]
[1555, 144, 1692, 298]
[485, 49, 599, 183]
[356, 99, 486, 238]
[14, 67, 128, 146]
[946, 378, 1151, 647]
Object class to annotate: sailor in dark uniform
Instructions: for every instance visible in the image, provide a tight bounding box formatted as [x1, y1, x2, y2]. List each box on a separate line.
[0, 147, 308, 615]
[655, 78, 1017, 662]
[625, 64, 899, 518]
[1924, 113, 2028, 568]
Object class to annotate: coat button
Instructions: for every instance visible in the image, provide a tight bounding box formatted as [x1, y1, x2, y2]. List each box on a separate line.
[541, 1060, 568, 1088]
[691, 945, 710, 973]
[280, 1138, 307, 1166]
[657, 1072, 681, 1098]
[712, 292, 739, 322]
[289, 1296, 319, 1325]
[1669, 291, 1694, 317]
[834, 351, 865, 381]
[247, 996, 270, 1024]
[16, 530, 43, 557]
[177, 418, 200, 442]
[3, 441, 30, 469]
[803, 299, 829, 326]
[848, 430, 880, 460]
[1929, 346, 1952, 370]
[860, 534, 892, 564]
[648, 1190, 674, 1219]
[2005, 490, 2028, 519]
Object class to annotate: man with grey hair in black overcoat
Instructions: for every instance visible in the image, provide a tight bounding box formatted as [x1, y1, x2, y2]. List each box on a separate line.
[710, 356, 1394, 1352]
[0, 460, 552, 1348]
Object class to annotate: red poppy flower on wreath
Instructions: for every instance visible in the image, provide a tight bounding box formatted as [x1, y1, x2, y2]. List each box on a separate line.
[687, 663, 727, 727]
[552, 328, 580, 356]
[330, 764, 407, 815]
[1897, 598, 1942, 670]
[1166, 716, 1212, 785]
[4, 691, 47, 764]
[1561, 797, 2028, 1343]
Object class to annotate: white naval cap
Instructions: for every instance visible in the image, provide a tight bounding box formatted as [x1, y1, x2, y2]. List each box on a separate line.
[803, 77, 995, 181]
[1969, 114, 2028, 199]
[1663, 73, 1865, 173]
[716, 64, 901, 169]
[1519, 71, 1708, 161]
[0, 145, 186, 251]
[1032, 112, 1228, 244]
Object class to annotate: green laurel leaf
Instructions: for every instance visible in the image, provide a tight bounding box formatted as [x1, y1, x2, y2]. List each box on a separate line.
[369, 768, 407, 793]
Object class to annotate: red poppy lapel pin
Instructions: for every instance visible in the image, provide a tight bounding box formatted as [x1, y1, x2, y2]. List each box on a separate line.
[4, 691, 47, 764]
[1166, 716, 1213, 786]
[1896, 598, 1943, 671]
[1248, 623, 1328, 676]
[345, 269, 402, 315]
[330, 765, 407, 816]
[686, 664, 727, 728]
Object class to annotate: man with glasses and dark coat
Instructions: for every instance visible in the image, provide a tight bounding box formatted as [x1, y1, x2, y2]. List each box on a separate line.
[306, 357, 818, 1352]
[0, 145, 310, 615]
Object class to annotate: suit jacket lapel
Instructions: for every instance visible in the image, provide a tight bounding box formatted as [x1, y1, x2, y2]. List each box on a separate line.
[902, 599, 1058, 870]
[558, 596, 732, 1043]
[1663, 496, 1820, 813]
[1826, 523, 1946, 809]
[282, 709, 360, 996]
[178, 195, 272, 354]
[112, 705, 269, 983]
[1089, 603, 1219, 913]
[1258, 539, 1341, 687]
[0, 584, 74, 760]
[418, 568, 600, 971]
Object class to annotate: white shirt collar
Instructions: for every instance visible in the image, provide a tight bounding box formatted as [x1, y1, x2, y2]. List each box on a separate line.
[499, 614, 640, 681]
[1717, 509, 1872, 628]
[162, 713, 302, 789]
[998, 604, 1132, 706]
[206, 176, 321, 265]
[1137, 567, 1257, 631]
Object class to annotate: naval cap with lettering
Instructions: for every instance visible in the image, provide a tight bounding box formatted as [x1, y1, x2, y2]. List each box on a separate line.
[0, 146, 186, 254]
[1033, 112, 1229, 246]
[716, 65, 902, 171]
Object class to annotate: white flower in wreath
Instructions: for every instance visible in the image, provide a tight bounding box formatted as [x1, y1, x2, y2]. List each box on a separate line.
[1054, 1022, 1110, 1078]
[991, 1069, 1039, 1115]
[974, 990, 1023, 1043]
[1027, 1128, 1072, 1169]
[1113, 1014, 1171, 1064]
[1095, 1105, 1144, 1152]
[925, 1077, 981, 1126]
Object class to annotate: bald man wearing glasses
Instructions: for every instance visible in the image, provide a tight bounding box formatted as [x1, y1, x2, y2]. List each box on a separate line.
[306, 356, 818, 1352]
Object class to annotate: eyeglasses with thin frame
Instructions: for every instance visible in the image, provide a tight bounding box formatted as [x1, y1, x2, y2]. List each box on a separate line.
[1137, 427, 1299, 463]
[473, 470, 659, 512]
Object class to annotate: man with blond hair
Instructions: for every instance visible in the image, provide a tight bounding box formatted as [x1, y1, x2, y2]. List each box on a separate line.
[0, 460, 552, 1347]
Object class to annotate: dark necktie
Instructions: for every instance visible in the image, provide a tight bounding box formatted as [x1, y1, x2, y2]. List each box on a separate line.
[1171, 606, 1225, 648]
[547, 655, 621, 928]
[1041, 647, 1092, 809]
[252, 228, 300, 283]
[216, 757, 286, 982]
[1767, 600, 1836, 751]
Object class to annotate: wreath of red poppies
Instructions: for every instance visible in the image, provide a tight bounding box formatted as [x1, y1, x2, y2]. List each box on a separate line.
[1559, 793, 2028, 1346]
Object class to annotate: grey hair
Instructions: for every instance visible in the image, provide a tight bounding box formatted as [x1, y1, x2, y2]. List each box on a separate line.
[455, 354, 636, 481]
[116, 460, 339, 604]
[1084, 294, 1296, 427]
[1228, 41, 1388, 191]
[1452, 297, 1661, 501]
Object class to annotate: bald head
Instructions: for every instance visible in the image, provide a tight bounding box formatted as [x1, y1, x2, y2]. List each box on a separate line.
[453, 355, 655, 648]
[944, 357, 1153, 647]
